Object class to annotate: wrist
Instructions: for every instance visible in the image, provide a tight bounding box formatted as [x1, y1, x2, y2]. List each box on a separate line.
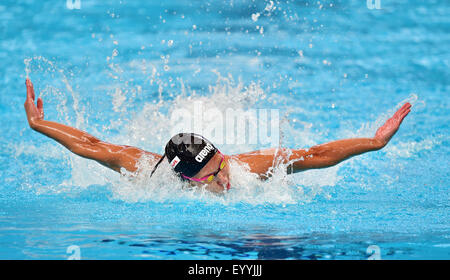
[29, 118, 43, 130]
[372, 137, 386, 150]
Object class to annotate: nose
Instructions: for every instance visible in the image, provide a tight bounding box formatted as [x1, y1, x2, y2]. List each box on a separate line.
[215, 171, 229, 187]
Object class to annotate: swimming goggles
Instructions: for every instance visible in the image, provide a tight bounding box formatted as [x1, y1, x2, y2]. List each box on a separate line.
[181, 151, 226, 183]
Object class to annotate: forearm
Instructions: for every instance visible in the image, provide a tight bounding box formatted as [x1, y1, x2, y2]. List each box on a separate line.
[311, 137, 384, 162]
[290, 137, 384, 172]
[30, 119, 102, 156]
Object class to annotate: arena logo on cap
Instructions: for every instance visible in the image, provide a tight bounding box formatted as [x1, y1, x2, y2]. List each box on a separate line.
[195, 143, 214, 162]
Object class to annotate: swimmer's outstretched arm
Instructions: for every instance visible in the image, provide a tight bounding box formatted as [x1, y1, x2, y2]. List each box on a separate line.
[24, 79, 161, 173]
[235, 103, 411, 176]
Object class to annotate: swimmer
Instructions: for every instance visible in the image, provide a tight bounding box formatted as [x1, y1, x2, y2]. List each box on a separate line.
[24, 79, 412, 193]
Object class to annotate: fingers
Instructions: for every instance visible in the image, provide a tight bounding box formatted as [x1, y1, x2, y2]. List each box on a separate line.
[37, 97, 44, 119]
[401, 102, 411, 108]
[400, 102, 411, 114]
[402, 102, 412, 112]
[399, 102, 411, 116]
[393, 102, 411, 119]
[391, 103, 411, 125]
[399, 108, 411, 123]
[26, 78, 35, 101]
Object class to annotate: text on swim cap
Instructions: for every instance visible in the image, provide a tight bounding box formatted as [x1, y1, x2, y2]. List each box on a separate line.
[195, 143, 214, 162]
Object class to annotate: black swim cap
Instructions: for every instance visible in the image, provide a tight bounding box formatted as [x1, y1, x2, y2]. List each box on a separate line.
[163, 133, 218, 178]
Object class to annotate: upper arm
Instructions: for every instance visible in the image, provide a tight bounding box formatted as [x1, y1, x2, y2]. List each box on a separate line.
[287, 146, 336, 172]
[233, 146, 332, 177]
[73, 139, 161, 173]
[233, 148, 293, 178]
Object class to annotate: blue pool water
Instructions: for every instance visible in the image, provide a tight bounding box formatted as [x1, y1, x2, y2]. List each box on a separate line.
[0, 0, 449, 259]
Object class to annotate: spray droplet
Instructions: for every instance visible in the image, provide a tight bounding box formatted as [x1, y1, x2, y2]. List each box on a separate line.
[251, 13, 260, 22]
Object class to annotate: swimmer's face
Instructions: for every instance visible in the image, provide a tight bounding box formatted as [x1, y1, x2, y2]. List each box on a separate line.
[189, 152, 230, 193]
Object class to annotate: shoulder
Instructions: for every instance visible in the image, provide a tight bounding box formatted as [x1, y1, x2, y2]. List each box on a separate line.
[115, 145, 161, 158]
[112, 145, 162, 173]
[232, 147, 291, 160]
[230, 148, 292, 177]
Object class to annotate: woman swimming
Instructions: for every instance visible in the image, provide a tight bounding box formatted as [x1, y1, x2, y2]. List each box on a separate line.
[24, 79, 411, 193]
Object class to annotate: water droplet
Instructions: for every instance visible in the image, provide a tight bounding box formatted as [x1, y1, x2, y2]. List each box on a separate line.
[251, 13, 260, 22]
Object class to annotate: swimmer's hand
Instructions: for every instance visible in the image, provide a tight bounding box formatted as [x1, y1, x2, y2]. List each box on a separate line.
[24, 78, 44, 128]
[374, 102, 411, 147]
